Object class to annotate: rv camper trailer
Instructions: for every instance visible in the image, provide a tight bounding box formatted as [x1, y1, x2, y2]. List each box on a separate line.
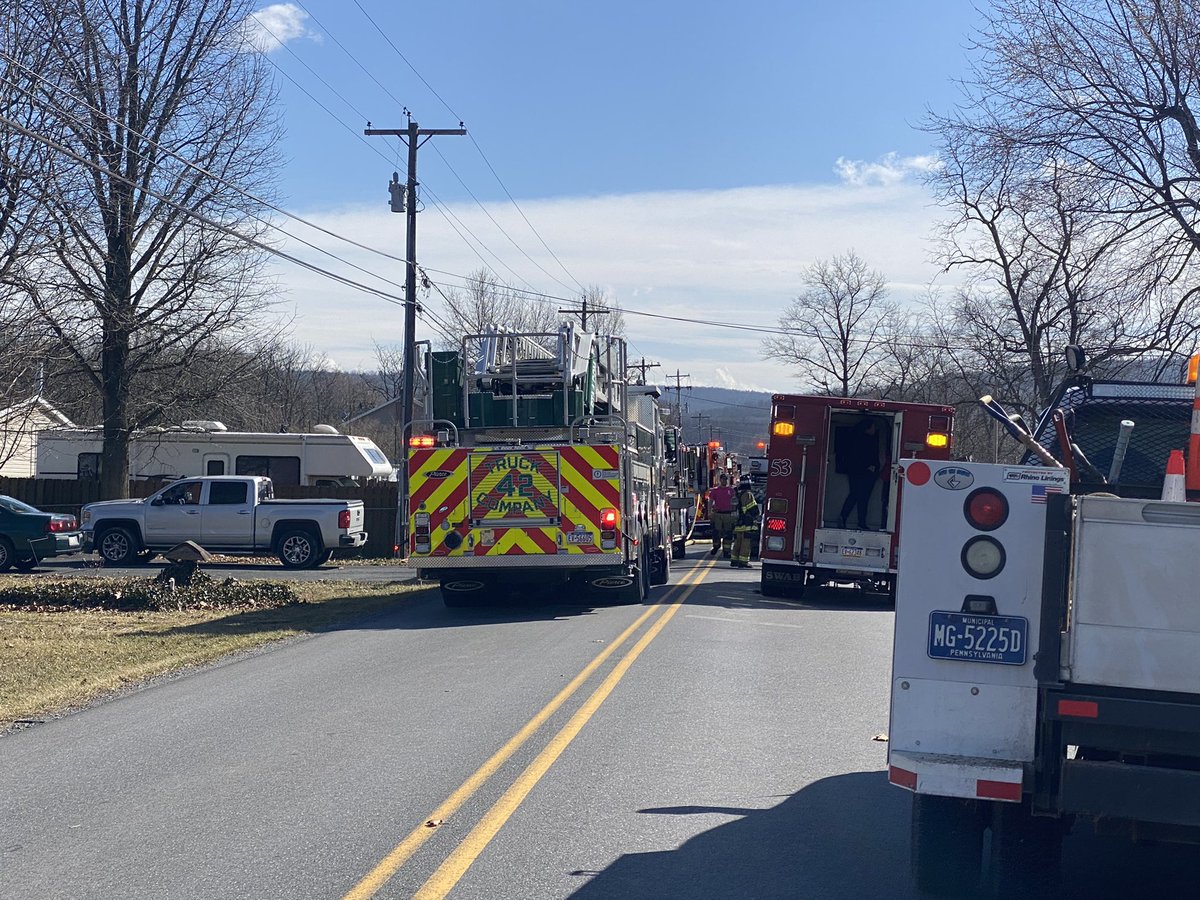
[36, 422, 393, 487]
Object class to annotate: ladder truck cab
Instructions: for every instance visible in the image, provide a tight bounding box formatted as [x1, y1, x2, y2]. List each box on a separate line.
[888, 365, 1200, 898]
[757, 394, 955, 599]
[404, 324, 672, 608]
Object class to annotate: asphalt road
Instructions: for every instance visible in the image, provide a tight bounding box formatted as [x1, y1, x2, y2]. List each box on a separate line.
[2, 556, 1197, 899]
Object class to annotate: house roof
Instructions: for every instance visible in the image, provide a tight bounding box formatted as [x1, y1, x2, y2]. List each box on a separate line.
[0, 395, 75, 428]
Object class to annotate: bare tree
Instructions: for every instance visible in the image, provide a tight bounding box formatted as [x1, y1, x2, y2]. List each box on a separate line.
[438, 269, 560, 349]
[926, 48, 1200, 416]
[13, 0, 282, 497]
[762, 251, 900, 397]
[974, 0, 1200, 260]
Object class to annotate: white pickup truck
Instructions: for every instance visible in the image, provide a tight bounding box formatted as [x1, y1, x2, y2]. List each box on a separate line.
[80, 476, 368, 569]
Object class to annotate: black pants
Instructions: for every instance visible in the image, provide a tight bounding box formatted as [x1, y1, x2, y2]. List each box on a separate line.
[839, 472, 876, 529]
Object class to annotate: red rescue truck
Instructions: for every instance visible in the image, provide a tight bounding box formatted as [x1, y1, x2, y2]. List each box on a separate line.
[758, 394, 955, 598]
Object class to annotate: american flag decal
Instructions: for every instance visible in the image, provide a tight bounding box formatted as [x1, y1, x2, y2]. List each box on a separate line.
[1031, 484, 1064, 504]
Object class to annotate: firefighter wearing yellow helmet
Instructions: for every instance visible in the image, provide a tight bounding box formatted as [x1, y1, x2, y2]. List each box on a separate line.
[730, 474, 759, 568]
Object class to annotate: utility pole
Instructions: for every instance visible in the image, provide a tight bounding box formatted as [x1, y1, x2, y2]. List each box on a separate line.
[559, 296, 609, 332]
[366, 117, 465, 555]
[628, 357, 660, 386]
[692, 412, 710, 444]
[666, 369, 690, 428]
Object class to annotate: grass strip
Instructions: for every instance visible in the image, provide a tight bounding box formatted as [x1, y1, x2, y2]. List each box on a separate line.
[0, 577, 428, 731]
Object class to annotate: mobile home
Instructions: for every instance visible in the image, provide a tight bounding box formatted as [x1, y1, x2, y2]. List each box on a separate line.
[36, 422, 393, 487]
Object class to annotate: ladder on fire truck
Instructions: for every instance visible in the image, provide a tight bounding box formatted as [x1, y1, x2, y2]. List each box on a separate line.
[463, 324, 627, 430]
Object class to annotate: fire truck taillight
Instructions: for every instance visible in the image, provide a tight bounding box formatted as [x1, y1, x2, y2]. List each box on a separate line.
[414, 512, 431, 554]
[765, 516, 787, 533]
[600, 508, 619, 548]
[772, 421, 795, 437]
[964, 488, 1009, 531]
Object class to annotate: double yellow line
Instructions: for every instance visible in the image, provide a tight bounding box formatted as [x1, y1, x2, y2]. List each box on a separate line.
[343, 559, 716, 900]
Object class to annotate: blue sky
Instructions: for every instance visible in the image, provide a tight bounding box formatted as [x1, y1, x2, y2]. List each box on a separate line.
[247, 1, 988, 390]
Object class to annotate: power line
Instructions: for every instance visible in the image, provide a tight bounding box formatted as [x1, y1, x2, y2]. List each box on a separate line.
[332, 0, 589, 295]
[0, 55, 983, 357]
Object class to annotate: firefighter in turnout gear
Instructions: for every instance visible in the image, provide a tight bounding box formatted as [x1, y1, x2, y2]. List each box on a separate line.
[731, 474, 759, 568]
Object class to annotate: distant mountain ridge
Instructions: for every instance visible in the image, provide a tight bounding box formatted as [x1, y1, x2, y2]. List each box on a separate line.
[654, 384, 773, 458]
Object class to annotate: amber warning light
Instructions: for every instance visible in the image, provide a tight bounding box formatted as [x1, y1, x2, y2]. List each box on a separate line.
[926, 432, 949, 448]
[772, 421, 795, 437]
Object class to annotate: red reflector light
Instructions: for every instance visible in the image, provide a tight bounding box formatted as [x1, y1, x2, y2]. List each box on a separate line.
[964, 488, 1009, 531]
[600, 508, 618, 528]
[765, 516, 787, 533]
[888, 766, 918, 791]
[338, 510, 351, 529]
[1058, 699, 1099, 719]
[976, 779, 1022, 801]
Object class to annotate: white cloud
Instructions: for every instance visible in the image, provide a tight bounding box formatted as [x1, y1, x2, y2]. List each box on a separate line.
[239, 4, 316, 53]
[834, 152, 940, 187]
[269, 176, 957, 392]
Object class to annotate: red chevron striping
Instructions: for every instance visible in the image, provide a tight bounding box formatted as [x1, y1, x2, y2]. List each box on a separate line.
[558, 446, 621, 507]
[411, 478, 470, 557]
[408, 449, 469, 510]
[527, 527, 559, 554]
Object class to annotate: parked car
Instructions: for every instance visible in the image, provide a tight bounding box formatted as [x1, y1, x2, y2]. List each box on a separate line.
[0, 495, 83, 571]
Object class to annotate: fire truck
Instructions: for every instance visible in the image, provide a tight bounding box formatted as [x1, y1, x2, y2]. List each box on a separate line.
[404, 325, 672, 608]
[680, 439, 736, 544]
[757, 394, 955, 598]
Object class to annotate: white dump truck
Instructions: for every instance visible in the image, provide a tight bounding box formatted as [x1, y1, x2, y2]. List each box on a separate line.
[887, 370, 1200, 897]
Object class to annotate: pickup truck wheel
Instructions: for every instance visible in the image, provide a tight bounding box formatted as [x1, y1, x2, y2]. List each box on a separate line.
[13, 555, 38, 572]
[0, 537, 14, 572]
[277, 529, 322, 569]
[912, 794, 984, 896]
[98, 527, 140, 565]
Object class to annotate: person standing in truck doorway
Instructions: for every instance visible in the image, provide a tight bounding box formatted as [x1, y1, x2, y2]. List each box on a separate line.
[708, 472, 736, 559]
[839, 417, 882, 530]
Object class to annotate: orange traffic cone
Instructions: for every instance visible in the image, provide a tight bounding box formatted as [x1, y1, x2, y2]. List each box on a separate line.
[1162, 449, 1187, 502]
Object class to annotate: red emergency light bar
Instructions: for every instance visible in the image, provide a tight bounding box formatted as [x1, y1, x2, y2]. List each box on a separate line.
[408, 434, 436, 448]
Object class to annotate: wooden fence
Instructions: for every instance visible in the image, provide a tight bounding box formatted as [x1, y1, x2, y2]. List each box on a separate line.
[0, 478, 401, 558]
